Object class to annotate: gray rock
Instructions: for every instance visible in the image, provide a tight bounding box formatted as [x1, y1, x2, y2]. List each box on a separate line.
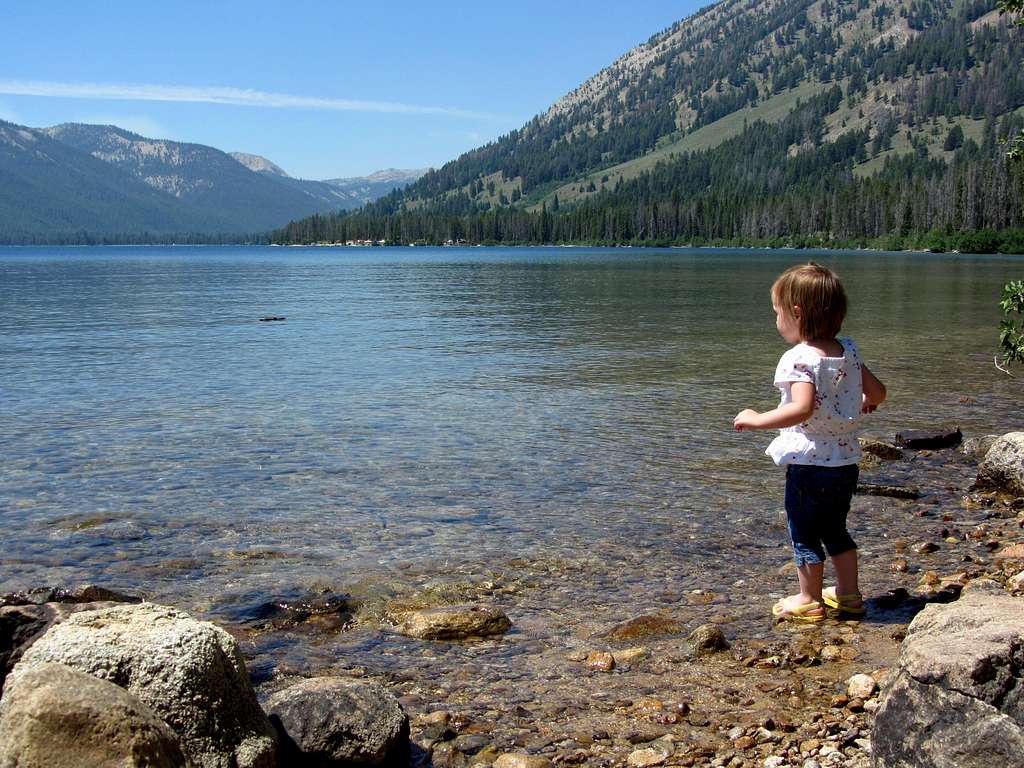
[1, 601, 124, 695]
[0, 662, 189, 768]
[961, 434, 1000, 459]
[11, 603, 276, 768]
[977, 432, 1024, 496]
[687, 624, 730, 655]
[396, 604, 511, 640]
[265, 677, 409, 766]
[895, 427, 962, 450]
[871, 590, 1024, 767]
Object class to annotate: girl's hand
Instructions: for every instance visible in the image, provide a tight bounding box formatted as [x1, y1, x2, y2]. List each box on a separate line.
[861, 393, 878, 414]
[734, 409, 760, 431]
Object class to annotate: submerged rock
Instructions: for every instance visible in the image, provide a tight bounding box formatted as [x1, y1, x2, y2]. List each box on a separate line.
[601, 615, 683, 642]
[687, 624, 730, 656]
[244, 589, 353, 633]
[11, 602, 277, 768]
[895, 426, 962, 450]
[962, 434, 1000, 459]
[976, 432, 1024, 496]
[0, 585, 141, 608]
[396, 604, 510, 640]
[859, 438, 904, 460]
[0, 662, 189, 768]
[266, 677, 409, 766]
[872, 590, 1024, 767]
[856, 483, 921, 500]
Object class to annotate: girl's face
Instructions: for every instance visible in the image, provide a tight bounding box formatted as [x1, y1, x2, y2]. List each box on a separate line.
[773, 301, 802, 344]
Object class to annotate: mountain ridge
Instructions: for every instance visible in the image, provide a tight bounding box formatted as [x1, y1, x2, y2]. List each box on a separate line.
[275, 0, 1024, 250]
[0, 123, 427, 242]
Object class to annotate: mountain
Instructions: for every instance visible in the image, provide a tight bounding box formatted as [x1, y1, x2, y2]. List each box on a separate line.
[275, 0, 1024, 252]
[229, 152, 290, 176]
[0, 122, 423, 242]
[40, 123, 355, 233]
[0, 120, 230, 243]
[321, 168, 428, 210]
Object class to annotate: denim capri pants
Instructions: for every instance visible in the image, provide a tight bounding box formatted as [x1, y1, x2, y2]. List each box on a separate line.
[784, 463, 859, 566]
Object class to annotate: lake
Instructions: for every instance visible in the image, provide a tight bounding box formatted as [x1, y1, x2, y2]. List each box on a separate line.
[1, 246, 1021, 663]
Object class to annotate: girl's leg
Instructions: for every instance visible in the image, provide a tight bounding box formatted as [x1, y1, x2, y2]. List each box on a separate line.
[831, 548, 863, 608]
[797, 561, 825, 604]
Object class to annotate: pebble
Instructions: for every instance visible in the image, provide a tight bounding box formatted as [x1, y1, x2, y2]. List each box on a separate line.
[613, 647, 648, 666]
[627, 747, 669, 767]
[420, 710, 452, 727]
[996, 543, 1024, 559]
[585, 651, 615, 672]
[820, 646, 842, 662]
[494, 753, 553, 768]
[889, 559, 908, 573]
[847, 673, 877, 699]
[688, 624, 730, 655]
[912, 541, 940, 554]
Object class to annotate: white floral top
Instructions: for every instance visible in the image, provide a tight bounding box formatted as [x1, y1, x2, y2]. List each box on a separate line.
[766, 337, 864, 467]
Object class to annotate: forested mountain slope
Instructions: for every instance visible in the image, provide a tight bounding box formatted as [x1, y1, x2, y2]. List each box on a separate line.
[0, 120, 231, 242]
[276, 0, 1024, 250]
[43, 124, 349, 232]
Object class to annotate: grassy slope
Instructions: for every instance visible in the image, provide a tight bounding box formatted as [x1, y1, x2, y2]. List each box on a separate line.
[528, 80, 828, 211]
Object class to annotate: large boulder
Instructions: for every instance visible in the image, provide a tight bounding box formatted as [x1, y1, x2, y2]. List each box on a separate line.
[872, 589, 1024, 767]
[11, 603, 276, 768]
[0, 601, 128, 695]
[977, 432, 1024, 496]
[0, 662, 189, 768]
[265, 677, 409, 766]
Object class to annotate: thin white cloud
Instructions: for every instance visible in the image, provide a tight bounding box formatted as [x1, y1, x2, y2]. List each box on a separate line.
[0, 78, 495, 120]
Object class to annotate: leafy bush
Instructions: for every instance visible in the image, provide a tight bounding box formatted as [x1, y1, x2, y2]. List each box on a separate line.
[1000, 280, 1024, 367]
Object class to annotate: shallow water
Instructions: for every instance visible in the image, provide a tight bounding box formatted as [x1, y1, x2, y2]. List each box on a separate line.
[1, 246, 1022, 663]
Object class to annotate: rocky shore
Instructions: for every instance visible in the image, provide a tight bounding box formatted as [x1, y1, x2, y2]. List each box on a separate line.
[2, 432, 1023, 767]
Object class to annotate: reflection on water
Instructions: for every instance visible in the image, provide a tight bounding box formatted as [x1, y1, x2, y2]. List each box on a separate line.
[1, 246, 1021, 621]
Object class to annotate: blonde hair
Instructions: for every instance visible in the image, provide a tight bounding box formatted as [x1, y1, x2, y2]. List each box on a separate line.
[771, 262, 847, 341]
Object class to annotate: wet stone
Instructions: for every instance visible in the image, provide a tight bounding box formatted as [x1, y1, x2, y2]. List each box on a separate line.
[602, 616, 683, 642]
[494, 754, 553, 768]
[245, 589, 353, 633]
[856, 483, 920, 500]
[912, 541, 940, 555]
[687, 624, 730, 656]
[585, 651, 615, 672]
[0, 585, 141, 608]
[895, 427, 962, 450]
[859, 438, 904, 460]
[397, 604, 511, 640]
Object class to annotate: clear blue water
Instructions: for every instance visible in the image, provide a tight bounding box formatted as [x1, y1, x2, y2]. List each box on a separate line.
[1, 246, 1022, 623]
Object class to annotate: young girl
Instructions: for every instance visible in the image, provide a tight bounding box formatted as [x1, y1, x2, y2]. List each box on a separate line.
[734, 262, 886, 621]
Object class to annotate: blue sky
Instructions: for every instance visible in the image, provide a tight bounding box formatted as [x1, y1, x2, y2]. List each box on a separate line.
[1, 1, 705, 179]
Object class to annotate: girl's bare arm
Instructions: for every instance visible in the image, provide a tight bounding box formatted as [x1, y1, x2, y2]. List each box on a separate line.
[861, 364, 886, 412]
[734, 381, 815, 430]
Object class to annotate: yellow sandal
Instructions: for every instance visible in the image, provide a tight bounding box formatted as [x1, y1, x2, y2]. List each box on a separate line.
[772, 597, 825, 622]
[822, 587, 866, 615]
